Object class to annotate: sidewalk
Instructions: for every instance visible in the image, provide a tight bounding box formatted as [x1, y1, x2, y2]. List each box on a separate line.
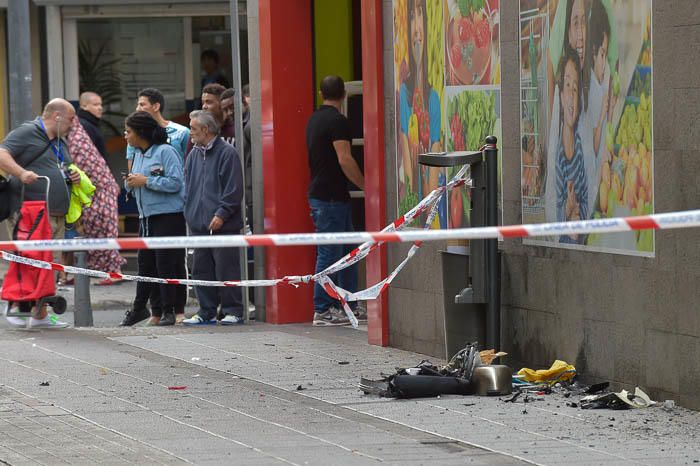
[0, 316, 699, 465]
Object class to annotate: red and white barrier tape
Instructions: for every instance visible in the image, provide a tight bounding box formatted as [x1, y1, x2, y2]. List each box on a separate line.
[1, 252, 302, 288]
[0, 167, 458, 329]
[0, 209, 695, 253]
[2, 149, 696, 327]
[313, 164, 469, 279]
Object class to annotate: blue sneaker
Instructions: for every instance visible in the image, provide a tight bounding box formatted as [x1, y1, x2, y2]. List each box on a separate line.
[182, 314, 217, 326]
[220, 315, 244, 325]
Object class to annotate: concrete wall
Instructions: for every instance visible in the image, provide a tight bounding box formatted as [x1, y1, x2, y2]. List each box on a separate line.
[0, 10, 7, 138]
[383, 0, 700, 408]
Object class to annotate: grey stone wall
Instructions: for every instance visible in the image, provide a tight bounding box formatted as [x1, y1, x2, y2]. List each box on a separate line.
[384, 0, 700, 408]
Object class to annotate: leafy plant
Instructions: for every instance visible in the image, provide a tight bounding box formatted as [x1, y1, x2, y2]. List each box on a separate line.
[457, 0, 485, 17]
[78, 40, 124, 135]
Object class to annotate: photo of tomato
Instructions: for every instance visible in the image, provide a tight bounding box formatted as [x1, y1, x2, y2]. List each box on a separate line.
[445, 0, 500, 85]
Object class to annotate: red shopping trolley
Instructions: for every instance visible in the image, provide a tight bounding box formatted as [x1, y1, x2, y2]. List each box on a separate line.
[2, 176, 66, 324]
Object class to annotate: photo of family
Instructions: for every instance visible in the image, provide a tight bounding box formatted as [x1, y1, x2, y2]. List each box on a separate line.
[519, 0, 653, 255]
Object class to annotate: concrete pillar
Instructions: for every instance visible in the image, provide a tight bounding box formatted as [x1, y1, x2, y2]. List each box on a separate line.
[247, 0, 266, 321]
[0, 10, 8, 137]
[62, 18, 79, 102]
[7, 0, 33, 128]
[183, 17, 194, 103]
[45, 5, 65, 99]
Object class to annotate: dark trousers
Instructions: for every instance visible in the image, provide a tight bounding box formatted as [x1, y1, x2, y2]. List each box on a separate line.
[309, 199, 358, 312]
[134, 213, 187, 317]
[192, 233, 243, 321]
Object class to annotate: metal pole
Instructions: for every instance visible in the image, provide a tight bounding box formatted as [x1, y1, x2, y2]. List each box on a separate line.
[7, 0, 33, 129]
[484, 136, 500, 349]
[247, 0, 266, 322]
[73, 251, 94, 327]
[229, 0, 250, 320]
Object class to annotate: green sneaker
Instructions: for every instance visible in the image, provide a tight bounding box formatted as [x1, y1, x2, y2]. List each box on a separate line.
[29, 315, 70, 329]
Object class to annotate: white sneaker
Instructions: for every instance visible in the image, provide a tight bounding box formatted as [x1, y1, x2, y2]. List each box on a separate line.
[29, 315, 70, 329]
[220, 315, 244, 325]
[6, 316, 29, 328]
[182, 314, 217, 326]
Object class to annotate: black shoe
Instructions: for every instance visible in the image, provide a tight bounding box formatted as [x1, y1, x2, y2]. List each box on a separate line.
[157, 313, 176, 326]
[119, 308, 150, 327]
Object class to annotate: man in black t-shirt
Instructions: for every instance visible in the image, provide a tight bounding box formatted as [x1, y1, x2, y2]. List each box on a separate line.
[306, 75, 365, 327]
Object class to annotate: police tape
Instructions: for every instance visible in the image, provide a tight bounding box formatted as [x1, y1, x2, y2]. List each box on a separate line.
[0, 165, 468, 329]
[3, 167, 698, 328]
[0, 168, 453, 329]
[0, 208, 697, 253]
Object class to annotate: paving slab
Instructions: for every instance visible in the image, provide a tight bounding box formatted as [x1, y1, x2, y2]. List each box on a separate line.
[1, 316, 699, 464]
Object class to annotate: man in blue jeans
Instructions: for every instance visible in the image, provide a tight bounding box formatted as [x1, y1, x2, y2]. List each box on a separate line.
[306, 75, 365, 326]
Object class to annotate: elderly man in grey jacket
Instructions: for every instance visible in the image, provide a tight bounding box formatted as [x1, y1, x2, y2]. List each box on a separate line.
[183, 110, 245, 326]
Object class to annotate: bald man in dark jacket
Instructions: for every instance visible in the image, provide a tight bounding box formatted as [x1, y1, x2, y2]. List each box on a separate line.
[77, 92, 107, 158]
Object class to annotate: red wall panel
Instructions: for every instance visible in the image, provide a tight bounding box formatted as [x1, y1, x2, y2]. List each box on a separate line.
[361, 0, 389, 345]
[259, 0, 316, 323]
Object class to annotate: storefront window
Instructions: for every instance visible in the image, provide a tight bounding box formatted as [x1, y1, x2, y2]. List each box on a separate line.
[78, 18, 187, 131]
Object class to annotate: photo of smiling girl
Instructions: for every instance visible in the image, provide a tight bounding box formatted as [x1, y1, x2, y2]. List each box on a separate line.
[555, 46, 588, 244]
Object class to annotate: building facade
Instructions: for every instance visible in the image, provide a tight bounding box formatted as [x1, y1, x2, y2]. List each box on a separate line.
[3, 0, 698, 408]
[251, 0, 700, 409]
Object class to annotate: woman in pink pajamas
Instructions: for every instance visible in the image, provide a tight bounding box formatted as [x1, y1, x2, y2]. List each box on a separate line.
[67, 118, 126, 283]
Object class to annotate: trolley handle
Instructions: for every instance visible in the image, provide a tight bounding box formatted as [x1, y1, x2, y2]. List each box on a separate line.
[19, 175, 51, 207]
[36, 175, 51, 203]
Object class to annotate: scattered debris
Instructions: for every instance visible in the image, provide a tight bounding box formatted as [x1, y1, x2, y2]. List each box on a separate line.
[39, 381, 50, 386]
[99, 368, 108, 376]
[479, 349, 508, 365]
[264, 343, 275, 347]
[585, 382, 610, 394]
[296, 385, 306, 391]
[360, 343, 491, 398]
[338, 361, 350, 365]
[581, 387, 655, 410]
[191, 357, 201, 361]
[663, 400, 676, 411]
[517, 360, 576, 384]
[503, 391, 521, 403]
[167, 386, 187, 391]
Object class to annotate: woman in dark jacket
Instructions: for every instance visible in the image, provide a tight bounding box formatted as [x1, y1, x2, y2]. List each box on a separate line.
[120, 111, 186, 326]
